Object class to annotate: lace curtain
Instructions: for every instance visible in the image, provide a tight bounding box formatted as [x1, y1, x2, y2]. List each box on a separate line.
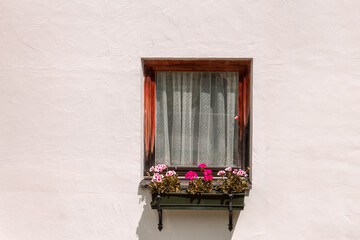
[155, 72, 239, 167]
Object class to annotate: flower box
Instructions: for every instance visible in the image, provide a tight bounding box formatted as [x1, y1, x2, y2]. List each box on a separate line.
[150, 192, 245, 210]
[150, 192, 246, 231]
[146, 164, 250, 231]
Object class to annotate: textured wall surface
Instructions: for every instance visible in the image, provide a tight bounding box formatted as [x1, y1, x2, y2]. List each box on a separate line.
[1, 1, 360, 239]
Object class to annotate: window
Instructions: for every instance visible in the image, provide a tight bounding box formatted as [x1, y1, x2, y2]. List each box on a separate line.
[143, 59, 251, 177]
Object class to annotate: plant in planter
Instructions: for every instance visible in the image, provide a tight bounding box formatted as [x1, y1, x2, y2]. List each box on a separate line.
[147, 164, 181, 194]
[185, 163, 214, 194]
[146, 164, 250, 231]
[216, 167, 250, 194]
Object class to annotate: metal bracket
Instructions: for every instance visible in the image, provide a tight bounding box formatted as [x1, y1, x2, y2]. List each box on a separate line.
[154, 193, 239, 231]
[156, 195, 163, 231]
[228, 193, 233, 231]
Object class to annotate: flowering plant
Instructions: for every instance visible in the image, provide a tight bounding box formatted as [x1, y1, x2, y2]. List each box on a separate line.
[186, 163, 214, 194]
[216, 167, 250, 194]
[146, 163, 250, 195]
[147, 164, 181, 194]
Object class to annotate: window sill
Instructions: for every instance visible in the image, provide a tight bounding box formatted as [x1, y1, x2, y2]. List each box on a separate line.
[140, 177, 222, 189]
[141, 177, 251, 189]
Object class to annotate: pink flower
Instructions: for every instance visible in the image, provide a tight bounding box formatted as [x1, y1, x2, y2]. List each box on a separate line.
[232, 169, 238, 174]
[217, 170, 225, 176]
[203, 169, 212, 176]
[157, 164, 166, 171]
[152, 173, 164, 183]
[204, 175, 213, 181]
[198, 163, 207, 168]
[153, 173, 163, 178]
[225, 167, 232, 171]
[149, 166, 155, 172]
[165, 170, 176, 177]
[237, 169, 248, 177]
[185, 171, 198, 180]
[235, 116, 238, 120]
[154, 164, 166, 172]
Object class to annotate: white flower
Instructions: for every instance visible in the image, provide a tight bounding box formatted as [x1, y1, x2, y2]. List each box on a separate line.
[166, 170, 176, 176]
[151, 175, 157, 182]
[149, 166, 155, 172]
[236, 169, 248, 177]
[156, 164, 166, 172]
[225, 167, 232, 171]
[152, 173, 164, 183]
[232, 169, 238, 174]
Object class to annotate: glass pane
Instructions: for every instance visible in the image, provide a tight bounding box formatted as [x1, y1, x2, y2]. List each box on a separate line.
[155, 72, 239, 167]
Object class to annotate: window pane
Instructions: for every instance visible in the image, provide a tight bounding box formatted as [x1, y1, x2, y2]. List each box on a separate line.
[155, 72, 239, 167]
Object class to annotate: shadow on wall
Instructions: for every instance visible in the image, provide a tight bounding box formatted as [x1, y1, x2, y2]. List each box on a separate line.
[136, 188, 240, 240]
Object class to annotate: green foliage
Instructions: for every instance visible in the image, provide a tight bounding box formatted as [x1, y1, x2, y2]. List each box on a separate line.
[149, 175, 181, 194]
[186, 178, 213, 194]
[216, 169, 250, 194]
[147, 164, 250, 196]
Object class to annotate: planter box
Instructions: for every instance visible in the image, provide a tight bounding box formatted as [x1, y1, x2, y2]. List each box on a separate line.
[150, 192, 246, 231]
[151, 192, 245, 210]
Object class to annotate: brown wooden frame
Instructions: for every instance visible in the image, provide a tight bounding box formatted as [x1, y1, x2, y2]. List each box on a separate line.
[143, 59, 252, 177]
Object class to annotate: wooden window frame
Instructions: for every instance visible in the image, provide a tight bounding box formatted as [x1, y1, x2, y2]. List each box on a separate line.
[143, 59, 252, 178]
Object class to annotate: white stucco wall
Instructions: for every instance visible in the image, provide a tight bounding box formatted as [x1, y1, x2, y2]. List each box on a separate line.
[1, 1, 360, 239]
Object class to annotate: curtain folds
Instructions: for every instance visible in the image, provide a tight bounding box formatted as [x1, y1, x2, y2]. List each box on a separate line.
[155, 72, 239, 167]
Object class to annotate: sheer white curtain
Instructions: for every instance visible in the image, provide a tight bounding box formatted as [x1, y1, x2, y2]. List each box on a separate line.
[155, 72, 239, 167]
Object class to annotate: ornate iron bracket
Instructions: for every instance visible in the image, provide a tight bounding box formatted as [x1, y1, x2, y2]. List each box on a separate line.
[156, 194, 163, 231]
[228, 193, 233, 231]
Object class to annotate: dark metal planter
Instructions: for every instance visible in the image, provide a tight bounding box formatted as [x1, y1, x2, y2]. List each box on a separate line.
[150, 192, 246, 231]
